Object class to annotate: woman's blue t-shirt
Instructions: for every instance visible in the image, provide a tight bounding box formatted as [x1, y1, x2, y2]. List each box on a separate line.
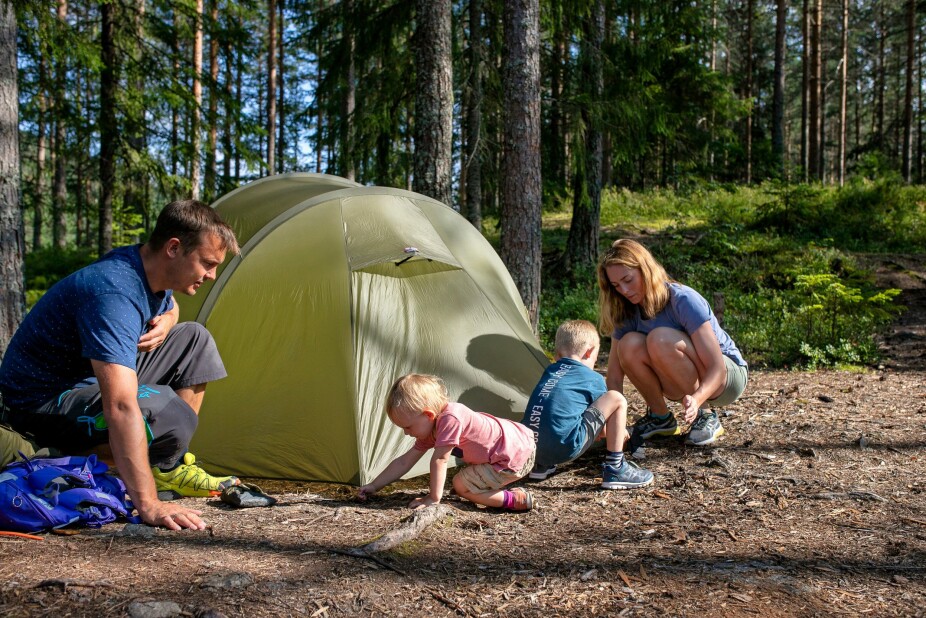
[612, 283, 746, 367]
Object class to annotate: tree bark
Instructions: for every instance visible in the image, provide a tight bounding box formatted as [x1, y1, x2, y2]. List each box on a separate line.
[565, 0, 604, 274]
[341, 0, 355, 180]
[501, 0, 542, 332]
[0, 0, 24, 356]
[98, 0, 117, 254]
[52, 0, 68, 249]
[413, 0, 453, 207]
[277, 0, 286, 173]
[464, 0, 483, 230]
[772, 0, 787, 177]
[838, 0, 848, 186]
[266, 0, 277, 176]
[191, 0, 204, 197]
[808, 0, 821, 180]
[744, 0, 753, 184]
[205, 0, 219, 201]
[33, 53, 47, 251]
[800, 0, 809, 180]
[901, 0, 915, 183]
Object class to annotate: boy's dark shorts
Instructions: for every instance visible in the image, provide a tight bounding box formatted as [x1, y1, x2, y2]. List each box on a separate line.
[572, 405, 607, 460]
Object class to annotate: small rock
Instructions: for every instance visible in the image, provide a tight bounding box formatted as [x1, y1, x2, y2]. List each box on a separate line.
[858, 435, 870, 449]
[119, 524, 158, 538]
[580, 569, 598, 581]
[127, 601, 182, 618]
[818, 395, 834, 403]
[200, 572, 254, 590]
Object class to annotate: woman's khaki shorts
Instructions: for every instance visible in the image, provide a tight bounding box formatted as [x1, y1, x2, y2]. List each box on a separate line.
[708, 356, 748, 408]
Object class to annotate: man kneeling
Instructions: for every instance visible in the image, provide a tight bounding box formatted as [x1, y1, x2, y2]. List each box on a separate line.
[0, 200, 240, 530]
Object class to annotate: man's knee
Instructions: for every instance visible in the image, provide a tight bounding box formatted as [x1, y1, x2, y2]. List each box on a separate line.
[142, 388, 198, 468]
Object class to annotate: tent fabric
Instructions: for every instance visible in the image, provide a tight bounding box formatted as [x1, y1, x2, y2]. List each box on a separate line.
[183, 173, 549, 485]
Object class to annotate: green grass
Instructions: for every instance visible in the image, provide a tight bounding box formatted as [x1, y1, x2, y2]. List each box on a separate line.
[540, 179, 922, 368]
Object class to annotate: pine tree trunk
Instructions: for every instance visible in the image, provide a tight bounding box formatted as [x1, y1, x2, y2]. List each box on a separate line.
[549, 0, 565, 190]
[222, 21, 233, 193]
[341, 0, 355, 180]
[801, 0, 809, 180]
[501, 0, 542, 332]
[464, 0, 483, 230]
[98, 0, 116, 254]
[745, 0, 753, 184]
[266, 0, 276, 176]
[191, 0, 204, 197]
[205, 0, 218, 201]
[772, 0, 787, 176]
[413, 0, 453, 207]
[277, 0, 285, 173]
[901, 0, 915, 183]
[52, 0, 68, 249]
[565, 0, 603, 274]
[33, 54, 47, 251]
[838, 0, 848, 186]
[0, 0, 24, 356]
[808, 0, 821, 180]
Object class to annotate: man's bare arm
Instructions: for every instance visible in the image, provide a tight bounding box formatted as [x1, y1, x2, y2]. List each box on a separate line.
[91, 360, 206, 530]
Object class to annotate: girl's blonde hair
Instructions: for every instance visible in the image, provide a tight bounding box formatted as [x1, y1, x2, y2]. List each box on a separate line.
[385, 373, 450, 420]
[596, 239, 673, 335]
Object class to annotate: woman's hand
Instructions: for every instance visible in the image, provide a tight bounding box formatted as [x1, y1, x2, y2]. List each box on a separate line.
[681, 395, 700, 423]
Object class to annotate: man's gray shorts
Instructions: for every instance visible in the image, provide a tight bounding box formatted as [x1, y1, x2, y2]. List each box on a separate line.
[6, 322, 226, 469]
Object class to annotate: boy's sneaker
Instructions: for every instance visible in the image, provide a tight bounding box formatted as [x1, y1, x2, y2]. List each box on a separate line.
[601, 460, 654, 490]
[505, 487, 534, 511]
[528, 463, 557, 480]
[152, 452, 240, 500]
[685, 409, 725, 446]
[631, 411, 680, 439]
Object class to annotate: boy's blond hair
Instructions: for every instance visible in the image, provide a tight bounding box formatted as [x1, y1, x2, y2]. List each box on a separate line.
[554, 320, 600, 357]
[386, 373, 450, 419]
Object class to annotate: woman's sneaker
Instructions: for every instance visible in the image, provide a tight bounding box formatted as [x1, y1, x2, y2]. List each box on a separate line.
[152, 452, 240, 499]
[601, 460, 654, 489]
[631, 411, 680, 439]
[528, 463, 557, 480]
[685, 410, 725, 445]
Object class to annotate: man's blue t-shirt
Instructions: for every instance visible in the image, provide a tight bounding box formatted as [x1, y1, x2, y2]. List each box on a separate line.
[520, 358, 606, 466]
[0, 245, 173, 410]
[613, 283, 747, 367]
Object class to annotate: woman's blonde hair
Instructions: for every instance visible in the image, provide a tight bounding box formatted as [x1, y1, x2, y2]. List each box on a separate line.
[596, 239, 673, 335]
[385, 373, 450, 420]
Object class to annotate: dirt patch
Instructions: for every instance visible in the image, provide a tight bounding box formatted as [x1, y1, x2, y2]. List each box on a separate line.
[1, 256, 925, 618]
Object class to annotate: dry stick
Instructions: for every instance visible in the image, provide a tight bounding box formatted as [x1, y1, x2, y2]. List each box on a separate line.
[427, 587, 469, 616]
[335, 504, 452, 575]
[32, 579, 116, 589]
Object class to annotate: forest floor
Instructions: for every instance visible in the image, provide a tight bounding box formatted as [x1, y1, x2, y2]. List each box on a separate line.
[0, 254, 925, 618]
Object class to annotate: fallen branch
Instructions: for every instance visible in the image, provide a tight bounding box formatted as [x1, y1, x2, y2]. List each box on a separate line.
[354, 503, 452, 554]
[32, 579, 115, 589]
[427, 587, 469, 616]
[334, 504, 453, 575]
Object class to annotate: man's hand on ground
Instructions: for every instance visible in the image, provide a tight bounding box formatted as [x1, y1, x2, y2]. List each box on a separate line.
[138, 501, 207, 531]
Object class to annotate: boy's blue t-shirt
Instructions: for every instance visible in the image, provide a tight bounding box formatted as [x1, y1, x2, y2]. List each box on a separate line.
[613, 283, 747, 367]
[0, 245, 173, 410]
[520, 358, 606, 466]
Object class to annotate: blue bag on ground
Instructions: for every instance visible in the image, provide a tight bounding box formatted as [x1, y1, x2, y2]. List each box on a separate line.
[0, 453, 140, 533]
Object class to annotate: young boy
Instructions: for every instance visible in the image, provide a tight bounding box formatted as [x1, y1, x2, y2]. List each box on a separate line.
[358, 374, 536, 511]
[521, 320, 653, 489]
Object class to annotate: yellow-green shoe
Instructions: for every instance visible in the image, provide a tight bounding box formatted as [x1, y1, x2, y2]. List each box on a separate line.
[152, 452, 240, 500]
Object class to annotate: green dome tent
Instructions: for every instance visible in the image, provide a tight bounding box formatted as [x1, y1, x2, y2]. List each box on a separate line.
[181, 173, 549, 484]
